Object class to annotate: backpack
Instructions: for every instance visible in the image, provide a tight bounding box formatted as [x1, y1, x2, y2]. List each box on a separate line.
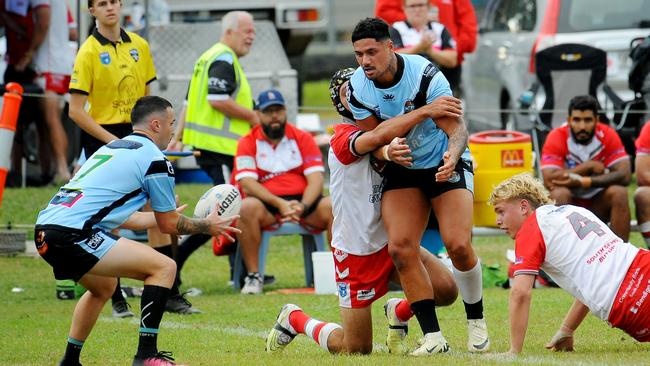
[629, 35, 650, 94]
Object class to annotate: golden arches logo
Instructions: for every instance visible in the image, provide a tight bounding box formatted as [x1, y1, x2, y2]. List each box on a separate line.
[501, 149, 524, 168]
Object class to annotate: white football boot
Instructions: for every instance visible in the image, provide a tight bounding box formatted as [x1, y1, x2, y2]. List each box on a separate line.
[384, 298, 408, 354]
[410, 331, 450, 356]
[266, 304, 301, 352]
[467, 318, 490, 352]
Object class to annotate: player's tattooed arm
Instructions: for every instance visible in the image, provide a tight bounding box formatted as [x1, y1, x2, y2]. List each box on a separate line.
[442, 115, 469, 164]
[175, 215, 211, 235]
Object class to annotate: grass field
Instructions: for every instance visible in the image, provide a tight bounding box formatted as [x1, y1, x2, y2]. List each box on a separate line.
[1, 183, 649, 366]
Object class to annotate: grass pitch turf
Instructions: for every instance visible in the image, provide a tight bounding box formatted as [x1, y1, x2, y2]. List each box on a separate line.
[1, 184, 648, 365]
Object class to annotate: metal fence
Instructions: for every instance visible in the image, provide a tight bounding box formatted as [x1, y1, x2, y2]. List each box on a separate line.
[147, 20, 299, 122]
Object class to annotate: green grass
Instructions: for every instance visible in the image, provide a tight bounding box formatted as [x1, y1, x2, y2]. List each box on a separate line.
[1, 184, 649, 365]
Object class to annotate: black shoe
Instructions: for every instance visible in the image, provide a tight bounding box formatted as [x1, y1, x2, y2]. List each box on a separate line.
[165, 293, 202, 314]
[58, 360, 82, 366]
[112, 300, 135, 318]
[133, 351, 182, 366]
[264, 274, 276, 285]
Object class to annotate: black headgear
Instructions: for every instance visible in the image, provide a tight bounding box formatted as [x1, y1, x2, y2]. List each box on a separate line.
[329, 68, 356, 120]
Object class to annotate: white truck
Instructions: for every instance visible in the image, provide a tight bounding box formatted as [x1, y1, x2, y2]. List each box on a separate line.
[126, 0, 328, 58]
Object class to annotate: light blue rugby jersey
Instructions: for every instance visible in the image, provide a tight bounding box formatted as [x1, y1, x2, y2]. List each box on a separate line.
[36, 134, 177, 232]
[347, 53, 471, 169]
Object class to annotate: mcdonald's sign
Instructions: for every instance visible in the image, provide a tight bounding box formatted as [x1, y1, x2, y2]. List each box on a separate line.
[501, 149, 525, 168]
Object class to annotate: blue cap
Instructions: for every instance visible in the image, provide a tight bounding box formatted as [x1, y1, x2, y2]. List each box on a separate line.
[256, 89, 286, 111]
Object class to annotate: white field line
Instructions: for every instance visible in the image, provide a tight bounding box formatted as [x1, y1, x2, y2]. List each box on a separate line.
[100, 316, 387, 350]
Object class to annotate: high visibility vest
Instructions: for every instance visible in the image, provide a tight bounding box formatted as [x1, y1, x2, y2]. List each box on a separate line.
[184, 43, 252, 156]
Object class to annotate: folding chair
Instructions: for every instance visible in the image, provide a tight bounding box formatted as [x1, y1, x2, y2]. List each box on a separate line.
[603, 36, 650, 164]
[518, 43, 609, 176]
[232, 222, 326, 290]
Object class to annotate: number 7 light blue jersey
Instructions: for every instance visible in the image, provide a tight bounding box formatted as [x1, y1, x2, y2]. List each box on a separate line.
[36, 133, 177, 232]
[347, 53, 471, 169]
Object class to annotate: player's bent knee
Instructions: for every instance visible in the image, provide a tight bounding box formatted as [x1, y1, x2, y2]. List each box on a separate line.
[445, 240, 473, 263]
[345, 341, 373, 355]
[435, 283, 459, 306]
[87, 277, 118, 300]
[387, 244, 419, 268]
[151, 255, 177, 284]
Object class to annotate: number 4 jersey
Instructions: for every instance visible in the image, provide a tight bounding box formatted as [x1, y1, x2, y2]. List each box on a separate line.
[512, 204, 639, 321]
[36, 133, 177, 232]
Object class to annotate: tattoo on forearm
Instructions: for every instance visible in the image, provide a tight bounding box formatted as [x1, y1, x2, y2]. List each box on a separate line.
[176, 215, 211, 235]
[448, 121, 469, 162]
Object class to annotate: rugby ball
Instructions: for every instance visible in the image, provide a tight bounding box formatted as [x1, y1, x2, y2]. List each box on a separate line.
[193, 184, 242, 220]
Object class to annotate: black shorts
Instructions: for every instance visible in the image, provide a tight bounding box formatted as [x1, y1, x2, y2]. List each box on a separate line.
[81, 123, 133, 160]
[263, 194, 322, 217]
[382, 158, 474, 199]
[34, 226, 119, 281]
[196, 150, 235, 185]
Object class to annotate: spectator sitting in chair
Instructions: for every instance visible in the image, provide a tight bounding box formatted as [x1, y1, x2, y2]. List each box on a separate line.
[541, 95, 631, 241]
[233, 89, 333, 295]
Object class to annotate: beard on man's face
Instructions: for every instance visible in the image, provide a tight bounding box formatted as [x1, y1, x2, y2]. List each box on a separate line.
[570, 128, 594, 144]
[262, 121, 286, 140]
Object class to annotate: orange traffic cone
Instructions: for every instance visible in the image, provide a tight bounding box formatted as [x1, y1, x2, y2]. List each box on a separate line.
[0, 82, 24, 207]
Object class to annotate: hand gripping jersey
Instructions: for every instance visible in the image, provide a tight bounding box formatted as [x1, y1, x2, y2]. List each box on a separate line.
[512, 204, 639, 320]
[347, 53, 470, 169]
[328, 123, 388, 255]
[36, 134, 177, 232]
[541, 123, 629, 199]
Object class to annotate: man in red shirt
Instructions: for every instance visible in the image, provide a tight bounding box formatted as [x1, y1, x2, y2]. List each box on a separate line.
[633, 121, 650, 248]
[233, 89, 333, 294]
[374, 0, 477, 65]
[541, 95, 631, 240]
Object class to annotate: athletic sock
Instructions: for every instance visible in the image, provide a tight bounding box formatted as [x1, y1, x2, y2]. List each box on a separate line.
[60, 337, 84, 365]
[288, 310, 342, 351]
[453, 260, 484, 319]
[410, 299, 440, 334]
[395, 299, 414, 322]
[111, 278, 125, 304]
[640, 222, 650, 248]
[136, 285, 171, 358]
[154, 244, 180, 296]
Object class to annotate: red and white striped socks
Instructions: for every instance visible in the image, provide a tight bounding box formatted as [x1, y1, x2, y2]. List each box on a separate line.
[289, 310, 342, 351]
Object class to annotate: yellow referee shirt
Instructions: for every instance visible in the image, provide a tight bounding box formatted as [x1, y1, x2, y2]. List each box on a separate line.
[69, 28, 157, 125]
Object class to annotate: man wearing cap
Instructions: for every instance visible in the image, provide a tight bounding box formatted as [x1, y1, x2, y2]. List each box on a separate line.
[232, 89, 333, 294]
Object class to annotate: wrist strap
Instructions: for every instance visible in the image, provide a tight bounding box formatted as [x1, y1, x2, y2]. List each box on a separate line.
[382, 145, 391, 161]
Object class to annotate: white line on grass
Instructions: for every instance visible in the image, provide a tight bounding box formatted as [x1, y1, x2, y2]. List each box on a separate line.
[100, 316, 388, 351]
[99, 316, 268, 338]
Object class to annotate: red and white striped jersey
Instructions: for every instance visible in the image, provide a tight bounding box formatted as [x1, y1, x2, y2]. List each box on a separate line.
[233, 123, 324, 196]
[328, 123, 388, 255]
[512, 204, 639, 320]
[541, 123, 628, 199]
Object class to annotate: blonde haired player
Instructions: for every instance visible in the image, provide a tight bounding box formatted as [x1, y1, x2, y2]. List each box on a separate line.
[489, 173, 650, 354]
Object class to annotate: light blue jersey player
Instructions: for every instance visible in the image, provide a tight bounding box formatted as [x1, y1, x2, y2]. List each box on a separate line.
[37, 134, 176, 235]
[345, 18, 489, 356]
[33, 96, 239, 366]
[347, 53, 471, 170]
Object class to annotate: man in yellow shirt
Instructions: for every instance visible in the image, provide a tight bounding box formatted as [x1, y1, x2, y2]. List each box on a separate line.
[68, 0, 198, 319]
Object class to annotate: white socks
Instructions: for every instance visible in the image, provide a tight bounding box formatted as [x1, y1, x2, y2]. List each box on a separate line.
[453, 259, 483, 305]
